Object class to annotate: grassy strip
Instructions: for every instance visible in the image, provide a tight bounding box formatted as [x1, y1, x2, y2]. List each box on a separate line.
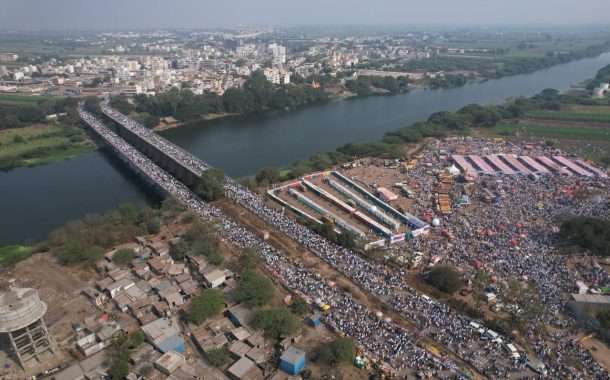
[0, 245, 33, 267]
[0, 94, 55, 105]
[526, 111, 610, 123]
[0, 125, 94, 170]
[492, 123, 610, 141]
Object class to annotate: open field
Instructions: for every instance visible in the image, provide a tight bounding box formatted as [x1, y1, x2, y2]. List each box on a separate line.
[0, 124, 94, 170]
[492, 122, 610, 141]
[526, 110, 610, 124]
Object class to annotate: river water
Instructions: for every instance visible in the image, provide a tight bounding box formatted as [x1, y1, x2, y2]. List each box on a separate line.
[3, 52, 610, 244]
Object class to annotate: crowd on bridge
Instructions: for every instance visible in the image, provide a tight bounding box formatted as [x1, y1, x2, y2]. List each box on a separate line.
[101, 101, 209, 177]
[85, 106, 609, 379]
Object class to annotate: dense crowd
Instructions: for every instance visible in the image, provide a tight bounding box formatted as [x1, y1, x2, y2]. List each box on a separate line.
[95, 106, 610, 379]
[81, 107, 458, 378]
[101, 101, 209, 176]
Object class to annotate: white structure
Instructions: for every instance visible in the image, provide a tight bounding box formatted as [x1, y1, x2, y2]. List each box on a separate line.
[0, 287, 55, 367]
[268, 43, 287, 66]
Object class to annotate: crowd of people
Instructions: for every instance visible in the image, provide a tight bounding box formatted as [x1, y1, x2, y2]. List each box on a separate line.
[81, 106, 460, 378]
[95, 105, 609, 379]
[101, 101, 209, 177]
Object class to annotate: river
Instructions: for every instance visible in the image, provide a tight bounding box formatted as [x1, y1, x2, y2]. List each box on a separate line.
[3, 52, 610, 244]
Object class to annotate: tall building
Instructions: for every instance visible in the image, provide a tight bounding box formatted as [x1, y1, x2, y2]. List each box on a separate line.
[0, 287, 55, 368]
[268, 43, 287, 66]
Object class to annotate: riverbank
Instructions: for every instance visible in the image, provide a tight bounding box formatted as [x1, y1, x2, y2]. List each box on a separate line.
[0, 124, 95, 171]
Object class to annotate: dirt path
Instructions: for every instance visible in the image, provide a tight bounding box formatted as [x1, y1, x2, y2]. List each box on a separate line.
[215, 198, 487, 380]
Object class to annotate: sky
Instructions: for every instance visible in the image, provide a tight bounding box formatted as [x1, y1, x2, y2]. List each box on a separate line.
[1, 0, 610, 31]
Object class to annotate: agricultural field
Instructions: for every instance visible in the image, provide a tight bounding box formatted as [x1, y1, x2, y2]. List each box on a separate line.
[0, 124, 94, 170]
[526, 110, 610, 124]
[483, 103, 610, 165]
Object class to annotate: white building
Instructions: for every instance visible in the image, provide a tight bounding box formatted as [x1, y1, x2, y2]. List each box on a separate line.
[263, 67, 290, 85]
[268, 43, 287, 66]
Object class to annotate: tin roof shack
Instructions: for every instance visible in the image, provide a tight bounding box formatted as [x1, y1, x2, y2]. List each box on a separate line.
[229, 340, 251, 358]
[142, 318, 185, 353]
[227, 357, 263, 380]
[105, 278, 136, 299]
[279, 346, 306, 375]
[227, 304, 252, 328]
[192, 325, 228, 352]
[155, 351, 186, 376]
[204, 269, 226, 289]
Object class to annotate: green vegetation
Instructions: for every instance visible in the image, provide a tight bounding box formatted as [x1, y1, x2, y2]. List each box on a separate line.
[560, 217, 610, 257]
[206, 347, 232, 368]
[309, 221, 357, 249]
[492, 123, 610, 141]
[0, 124, 93, 170]
[429, 74, 468, 89]
[250, 307, 300, 340]
[0, 245, 34, 267]
[345, 75, 409, 96]
[318, 337, 356, 366]
[131, 70, 327, 123]
[289, 296, 310, 316]
[526, 110, 610, 123]
[0, 96, 95, 170]
[112, 248, 135, 266]
[48, 203, 162, 266]
[107, 331, 145, 380]
[235, 269, 275, 307]
[195, 168, 225, 202]
[426, 265, 463, 294]
[188, 289, 225, 324]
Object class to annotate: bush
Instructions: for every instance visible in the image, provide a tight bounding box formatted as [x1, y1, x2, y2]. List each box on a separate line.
[189, 289, 225, 324]
[235, 269, 275, 307]
[290, 296, 310, 316]
[112, 248, 135, 266]
[318, 337, 355, 365]
[250, 307, 299, 340]
[195, 168, 225, 201]
[426, 265, 463, 294]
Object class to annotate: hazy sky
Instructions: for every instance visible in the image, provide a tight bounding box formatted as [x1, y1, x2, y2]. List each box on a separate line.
[2, 0, 610, 30]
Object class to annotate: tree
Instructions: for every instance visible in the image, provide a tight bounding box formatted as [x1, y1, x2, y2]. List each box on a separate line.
[235, 269, 275, 307]
[189, 289, 225, 324]
[255, 167, 281, 186]
[560, 217, 610, 257]
[195, 168, 225, 202]
[250, 307, 300, 340]
[318, 337, 355, 365]
[426, 265, 463, 294]
[206, 347, 232, 367]
[112, 248, 135, 266]
[290, 296, 310, 316]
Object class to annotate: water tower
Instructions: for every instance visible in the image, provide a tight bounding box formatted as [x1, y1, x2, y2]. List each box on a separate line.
[0, 287, 54, 367]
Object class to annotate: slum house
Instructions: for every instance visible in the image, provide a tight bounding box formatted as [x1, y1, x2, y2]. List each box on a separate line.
[227, 356, 263, 380]
[141, 318, 186, 353]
